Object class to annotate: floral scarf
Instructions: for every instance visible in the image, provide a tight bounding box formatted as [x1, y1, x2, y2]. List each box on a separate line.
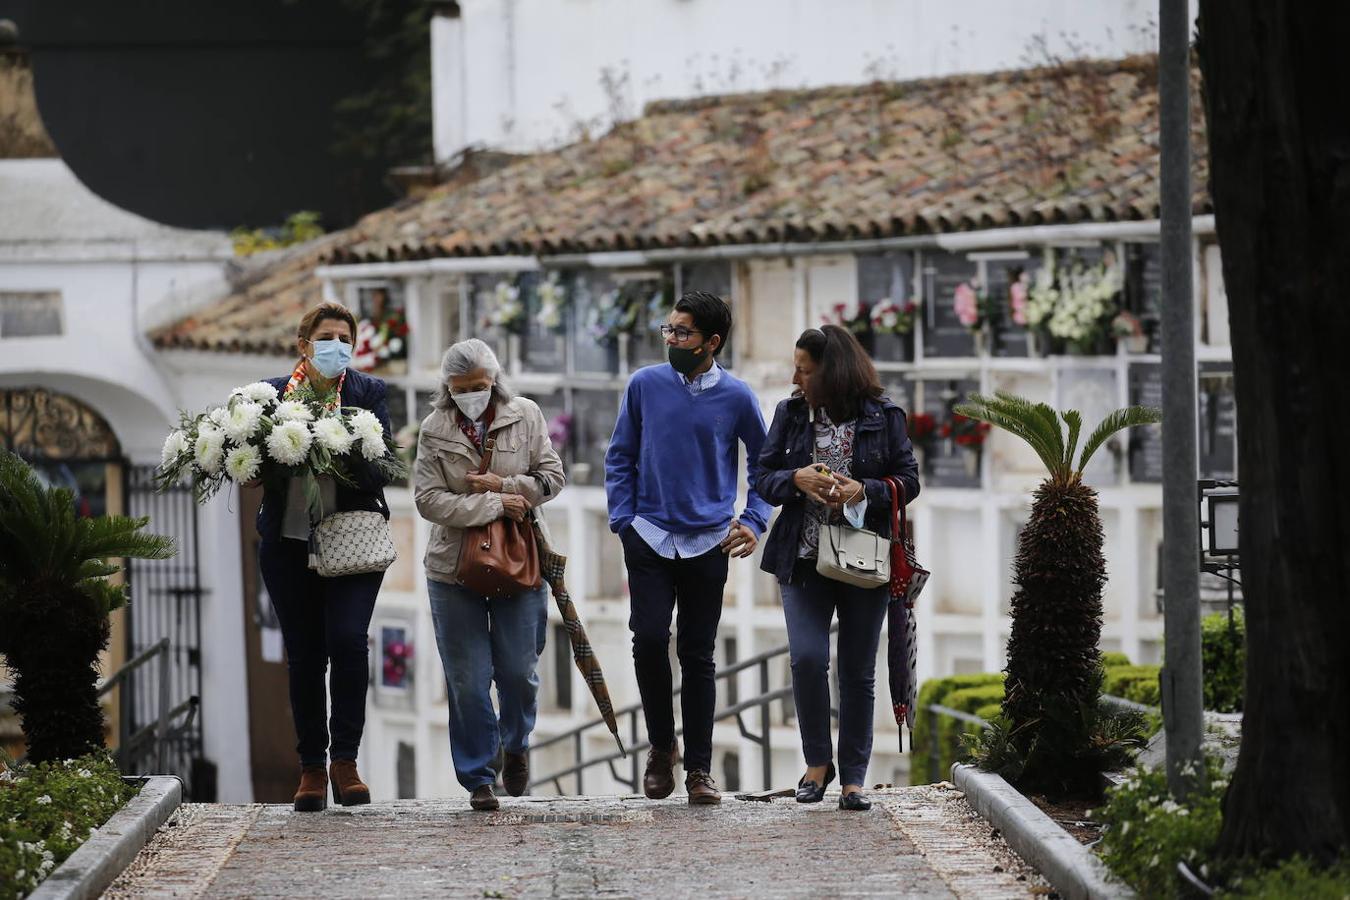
[283, 358, 346, 411]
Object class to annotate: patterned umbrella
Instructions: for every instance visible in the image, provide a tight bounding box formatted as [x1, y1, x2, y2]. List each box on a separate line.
[885, 476, 928, 752]
[535, 528, 626, 755]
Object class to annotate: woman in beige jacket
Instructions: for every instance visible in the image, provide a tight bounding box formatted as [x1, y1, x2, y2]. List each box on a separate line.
[414, 338, 565, 811]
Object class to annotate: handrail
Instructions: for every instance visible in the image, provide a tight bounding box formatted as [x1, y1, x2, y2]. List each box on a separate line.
[97, 637, 170, 697]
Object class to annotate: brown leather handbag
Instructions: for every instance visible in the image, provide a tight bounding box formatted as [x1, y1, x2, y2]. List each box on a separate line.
[456, 437, 540, 598]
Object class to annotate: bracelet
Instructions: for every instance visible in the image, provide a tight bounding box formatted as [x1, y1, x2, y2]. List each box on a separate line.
[845, 485, 864, 505]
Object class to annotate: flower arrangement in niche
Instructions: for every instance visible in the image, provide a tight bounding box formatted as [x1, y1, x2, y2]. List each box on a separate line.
[381, 631, 412, 689]
[870, 299, 918, 334]
[908, 412, 937, 447]
[547, 413, 574, 451]
[1009, 271, 1031, 327]
[953, 281, 988, 331]
[1025, 250, 1123, 351]
[157, 382, 407, 516]
[482, 280, 526, 334]
[941, 413, 992, 448]
[353, 307, 409, 371]
[534, 272, 568, 332]
[586, 287, 641, 344]
[823, 298, 871, 335]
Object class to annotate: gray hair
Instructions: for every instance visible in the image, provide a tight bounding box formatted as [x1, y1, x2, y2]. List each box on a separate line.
[431, 338, 513, 411]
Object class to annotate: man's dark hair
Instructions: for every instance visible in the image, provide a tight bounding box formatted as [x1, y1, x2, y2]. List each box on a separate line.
[673, 290, 732, 356]
[795, 324, 883, 423]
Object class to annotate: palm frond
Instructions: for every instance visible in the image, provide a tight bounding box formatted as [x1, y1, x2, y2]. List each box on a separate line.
[956, 393, 1067, 479]
[994, 391, 1067, 470]
[1077, 406, 1162, 473]
[1061, 409, 1083, 476]
[77, 578, 130, 615]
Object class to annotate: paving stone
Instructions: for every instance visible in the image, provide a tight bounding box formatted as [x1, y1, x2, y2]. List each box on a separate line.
[109, 789, 1050, 899]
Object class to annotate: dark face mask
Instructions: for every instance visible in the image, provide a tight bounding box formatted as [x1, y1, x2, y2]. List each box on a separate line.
[668, 343, 710, 376]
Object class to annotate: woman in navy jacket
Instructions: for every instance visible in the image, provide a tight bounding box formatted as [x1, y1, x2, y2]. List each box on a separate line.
[756, 325, 920, 811]
[255, 302, 393, 812]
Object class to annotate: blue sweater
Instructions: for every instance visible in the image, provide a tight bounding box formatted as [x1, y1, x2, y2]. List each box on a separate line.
[605, 363, 772, 537]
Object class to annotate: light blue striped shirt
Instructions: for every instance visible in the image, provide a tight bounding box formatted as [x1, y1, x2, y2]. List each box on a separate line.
[631, 363, 740, 559]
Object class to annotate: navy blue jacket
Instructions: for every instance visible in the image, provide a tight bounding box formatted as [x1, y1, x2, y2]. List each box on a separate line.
[755, 395, 920, 585]
[255, 368, 394, 544]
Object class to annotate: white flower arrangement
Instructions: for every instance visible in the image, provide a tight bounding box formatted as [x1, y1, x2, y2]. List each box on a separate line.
[535, 272, 568, 331]
[483, 279, 525, 333]
[157, 384, 408, 509]
[1024, 249, 1123, 347]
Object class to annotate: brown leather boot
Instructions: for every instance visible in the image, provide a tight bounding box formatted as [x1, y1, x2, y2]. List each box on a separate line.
[293, 765, 328, 812]
[329, 759, 370, 806]
[643, 740, 680, 800]
[502, 751, 529, 797]
[469, 785, 500, 811]
[685, 770, 722, 806]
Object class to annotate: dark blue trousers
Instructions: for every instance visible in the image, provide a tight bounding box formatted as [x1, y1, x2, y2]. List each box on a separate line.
[780, 562, 888, 788]
[259, 538, 383, 767]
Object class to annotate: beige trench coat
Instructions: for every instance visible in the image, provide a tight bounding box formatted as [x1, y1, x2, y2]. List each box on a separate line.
[413, 395, 566, 584]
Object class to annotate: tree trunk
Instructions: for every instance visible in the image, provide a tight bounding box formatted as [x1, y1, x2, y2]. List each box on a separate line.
[1197, 0, 1350, 864]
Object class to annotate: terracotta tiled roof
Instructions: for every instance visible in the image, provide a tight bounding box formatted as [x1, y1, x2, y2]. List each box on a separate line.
[151, 54, 1208, 353]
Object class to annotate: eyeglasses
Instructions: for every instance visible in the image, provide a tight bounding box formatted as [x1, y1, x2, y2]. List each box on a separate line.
[658, 324, 703, 342]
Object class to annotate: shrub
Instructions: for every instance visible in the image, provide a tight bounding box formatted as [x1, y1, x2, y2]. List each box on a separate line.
[1223, 856, 1350, 898]
[1201, 607, 1244, 713]
[911, 673, 1002, 784]
[0, 753, 136, 898]
[1096, 755, 1227, 897]
[1104, 665, 1162, 706]
[1101, 651, 1133, 668]
[935, 683, 1006, 770]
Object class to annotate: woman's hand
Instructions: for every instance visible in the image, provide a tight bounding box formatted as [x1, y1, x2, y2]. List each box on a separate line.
[792, 465, 837, 502]
[825, 473, 865, 510]
[465, 472, 504, 493]
[720, 520, 758, 558]
[500, 492, 531, 522]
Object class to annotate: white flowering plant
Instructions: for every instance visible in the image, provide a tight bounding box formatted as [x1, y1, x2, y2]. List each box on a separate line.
[156, 381, 408, 512]
[534, 272, 569, 332]
[1025, 249, 1124, 350]
[481, 279, 526, 334]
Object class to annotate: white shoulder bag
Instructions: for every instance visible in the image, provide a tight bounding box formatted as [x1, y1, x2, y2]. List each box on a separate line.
[812, 410, 890, 590]
[308, 491, 397, 578]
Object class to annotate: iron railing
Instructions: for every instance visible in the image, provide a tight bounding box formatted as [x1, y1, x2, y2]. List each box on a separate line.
[527, 626, 838, 795]
[99, 637, 200, 776]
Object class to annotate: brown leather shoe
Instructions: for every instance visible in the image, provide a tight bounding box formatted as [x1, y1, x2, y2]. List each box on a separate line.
[503, 752, 529, 797]
[293, 765, 328, 812]
[469, 785, 500, 811]
[685, 770, 722, 806]
[329, 759, 370, 806]
[643, 741, 680, 800]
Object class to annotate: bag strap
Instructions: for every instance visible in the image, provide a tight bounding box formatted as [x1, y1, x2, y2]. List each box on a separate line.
[477, 437, 496, 476]
[886, 475, 911, 544]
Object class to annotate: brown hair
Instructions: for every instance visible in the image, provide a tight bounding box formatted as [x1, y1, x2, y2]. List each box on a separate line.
[795, 324, 882, 423]
[296, 302, 357, 343]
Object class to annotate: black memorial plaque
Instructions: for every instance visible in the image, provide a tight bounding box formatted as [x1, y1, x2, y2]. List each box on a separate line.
[918, 377, 982, 488]
[858, 252, 916, 362]
[1198, 362, 1238, 480]
[1124, 242, 1163, 354]
[921, 251, 979, 358]
[1127, 363, 1164, 483]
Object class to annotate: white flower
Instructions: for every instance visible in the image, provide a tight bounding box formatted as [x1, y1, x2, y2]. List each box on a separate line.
[222, 401, 265, 444]
[224, 444, 263, 483]
[35, 795, 51, 805]
[266, 420, 313, 466]
[161, 430, 188, 467]
[274, 400, 314, 423]
[358, 431, 386, 461]
[235, 381, 279, 404]
[313, 416, 355, 454]
[193, 427, 226, 474]
[208, 406, 229, 427]
[348, 409, 383, 441]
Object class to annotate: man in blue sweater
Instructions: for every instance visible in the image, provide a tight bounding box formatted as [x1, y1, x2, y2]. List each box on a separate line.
[605, 290, 772, 805]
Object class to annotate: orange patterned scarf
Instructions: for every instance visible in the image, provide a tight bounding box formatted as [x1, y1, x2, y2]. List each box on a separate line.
[283, 358, 346, 411]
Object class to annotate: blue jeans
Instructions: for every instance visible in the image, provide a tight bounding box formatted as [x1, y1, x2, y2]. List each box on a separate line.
[780, 564, 888, 788]
[427, 578, 549, 791]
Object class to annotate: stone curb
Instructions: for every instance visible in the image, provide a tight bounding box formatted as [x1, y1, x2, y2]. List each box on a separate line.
[29, 775, 183, 900]
[952, 764, 1135, 900]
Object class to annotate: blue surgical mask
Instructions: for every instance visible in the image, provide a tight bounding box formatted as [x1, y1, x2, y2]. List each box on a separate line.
[308, 339, 352, 378]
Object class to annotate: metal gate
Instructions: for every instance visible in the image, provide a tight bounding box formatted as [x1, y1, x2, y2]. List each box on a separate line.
[124, 463, 211, 798]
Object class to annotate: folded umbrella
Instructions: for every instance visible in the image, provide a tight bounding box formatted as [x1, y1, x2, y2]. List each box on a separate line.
[534, 527, 626, 755]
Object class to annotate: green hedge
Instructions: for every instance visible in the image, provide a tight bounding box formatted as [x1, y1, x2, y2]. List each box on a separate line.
[1201, 607, 1244, 713]
[912, 654, 1142, 785]
[1104, 665, 1163, 706]
[0, 753, 136, 898]
[911, 673, 1003, 784]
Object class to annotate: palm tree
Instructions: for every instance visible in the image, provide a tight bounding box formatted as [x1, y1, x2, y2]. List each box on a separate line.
[953, 392, 1159, 796]
[0, 451, 174, 763]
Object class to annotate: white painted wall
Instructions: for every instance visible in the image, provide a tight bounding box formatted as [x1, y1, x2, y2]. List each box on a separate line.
[433, 0, 1165, 159]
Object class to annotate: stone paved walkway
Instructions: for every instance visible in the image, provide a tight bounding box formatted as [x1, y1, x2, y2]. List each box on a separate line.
[107, 785, 1050, 899]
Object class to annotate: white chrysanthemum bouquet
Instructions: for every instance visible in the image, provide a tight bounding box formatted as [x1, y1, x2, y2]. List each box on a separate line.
[157, 381, 408, 510]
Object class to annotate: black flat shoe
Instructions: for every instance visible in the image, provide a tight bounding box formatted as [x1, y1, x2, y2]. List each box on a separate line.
[838, 790, 872, 811]
[795, 762, 836, 803]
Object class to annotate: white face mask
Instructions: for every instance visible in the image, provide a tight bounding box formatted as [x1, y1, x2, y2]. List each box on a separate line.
[451, 389, 492, 421]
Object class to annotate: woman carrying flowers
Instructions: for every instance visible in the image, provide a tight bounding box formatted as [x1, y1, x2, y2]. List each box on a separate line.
[255, 303, 395, 812]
